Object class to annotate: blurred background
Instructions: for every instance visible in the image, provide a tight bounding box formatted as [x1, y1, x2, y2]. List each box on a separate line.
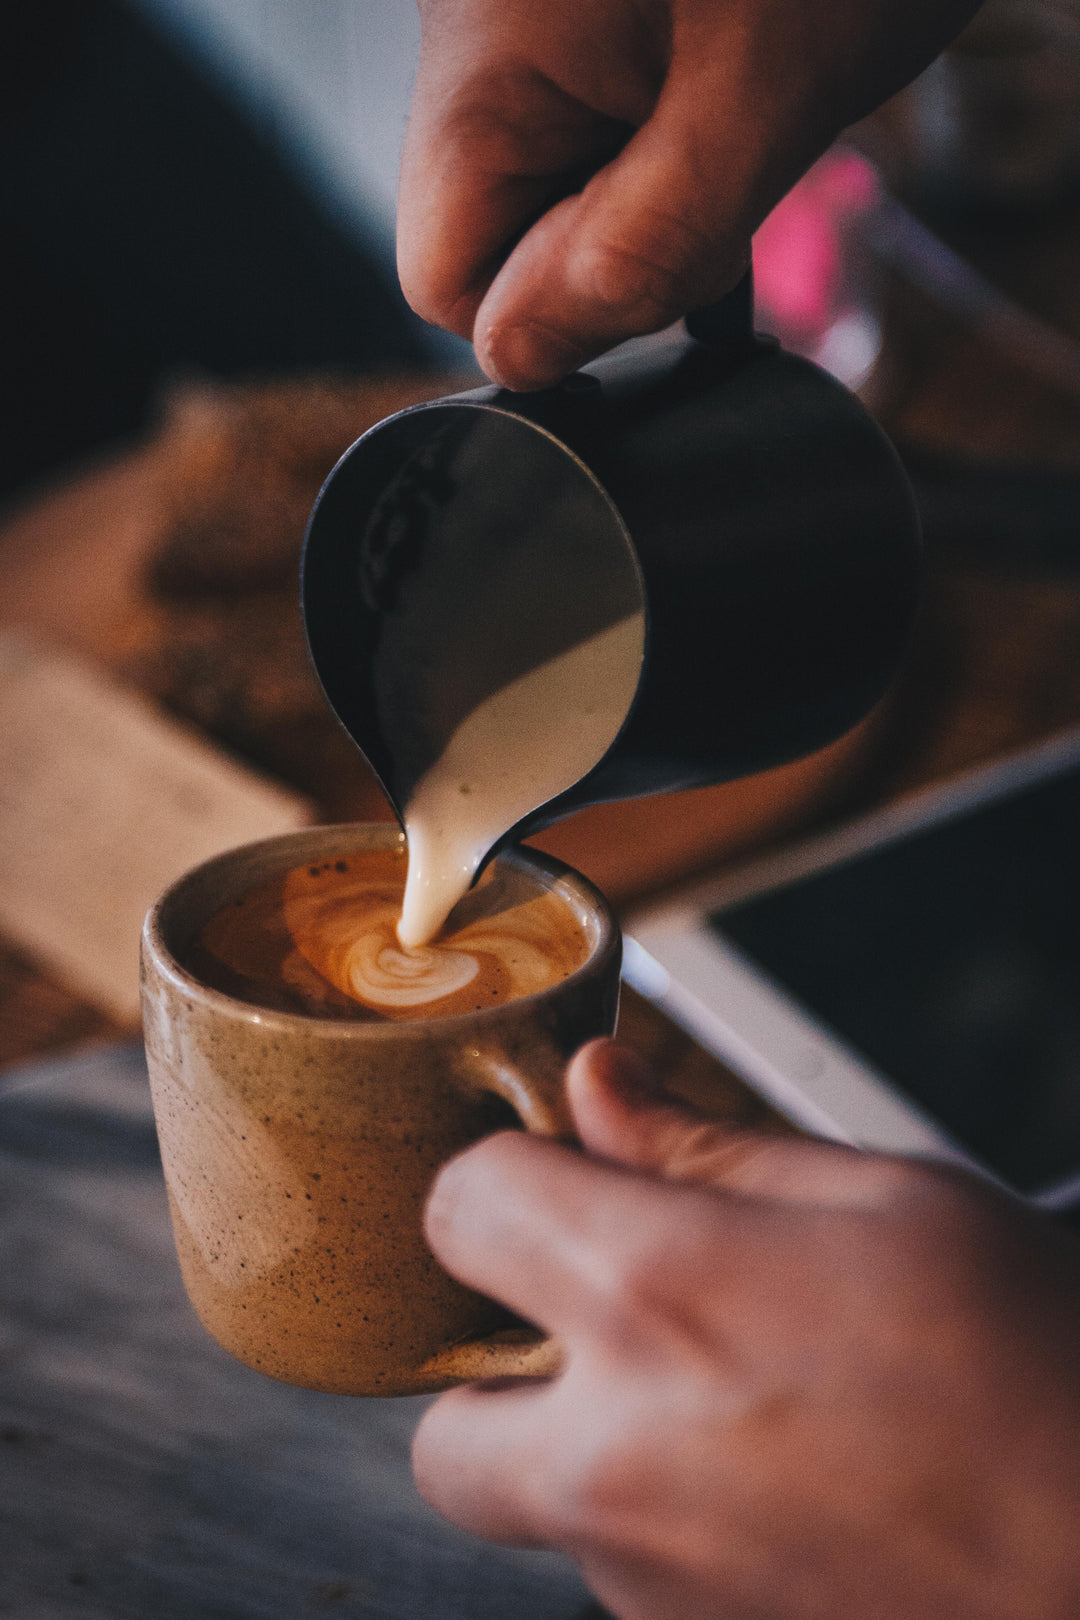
[4, 9, 1080, 1611]
[1, 0, 448, 507]
[3, 0, 1080, 1063]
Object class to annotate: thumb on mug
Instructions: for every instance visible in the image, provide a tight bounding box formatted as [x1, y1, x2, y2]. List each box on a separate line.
[567, 1038, 872, 1204]
[566, 1038, 772, 1187]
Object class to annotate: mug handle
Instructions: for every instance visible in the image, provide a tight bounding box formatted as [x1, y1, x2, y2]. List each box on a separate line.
[464, 1047, 575, 1138]
[413, 1043, 576, 1388]
[414, 1323, 563, 1388]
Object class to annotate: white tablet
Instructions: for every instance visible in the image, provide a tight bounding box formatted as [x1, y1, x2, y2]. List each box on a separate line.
[625, 728, 1080, 1210]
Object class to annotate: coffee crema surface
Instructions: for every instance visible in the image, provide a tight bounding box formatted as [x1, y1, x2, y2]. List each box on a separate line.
[188, 845, 591, 1021]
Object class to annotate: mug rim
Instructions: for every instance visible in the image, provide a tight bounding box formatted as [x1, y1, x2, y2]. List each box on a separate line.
[141, 821, 620, 1040]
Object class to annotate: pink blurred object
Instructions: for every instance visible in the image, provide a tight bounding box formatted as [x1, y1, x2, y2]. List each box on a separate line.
[755, 138, 1080, 400]
[754, 149, 883, 384]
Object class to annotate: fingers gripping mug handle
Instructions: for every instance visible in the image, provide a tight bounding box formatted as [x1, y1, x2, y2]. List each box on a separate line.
[415, 1045, 573, 1388]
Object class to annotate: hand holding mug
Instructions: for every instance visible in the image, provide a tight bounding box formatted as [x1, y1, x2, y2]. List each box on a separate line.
[141, 824, 619, 1396]
[414, 1040, 1080, 1620]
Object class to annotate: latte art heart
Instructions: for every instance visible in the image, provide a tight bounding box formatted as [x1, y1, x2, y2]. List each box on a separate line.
[297, 887, 572, 1012]
[344, 935, 479, 1007]
[190, 846, 591, 1023]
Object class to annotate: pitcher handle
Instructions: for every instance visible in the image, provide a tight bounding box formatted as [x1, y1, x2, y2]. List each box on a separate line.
[685, 267, 756, 349]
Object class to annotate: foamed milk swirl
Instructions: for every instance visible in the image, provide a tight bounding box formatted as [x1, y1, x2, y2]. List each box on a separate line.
[282, 861, 574, 1012]
[334, 914, 480, 1008]
[398, 611, 646, 948]
[191, 845, 590, 1021]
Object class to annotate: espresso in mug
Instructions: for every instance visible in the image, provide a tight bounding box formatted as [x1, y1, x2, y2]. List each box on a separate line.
[187, 843, 590, 1021]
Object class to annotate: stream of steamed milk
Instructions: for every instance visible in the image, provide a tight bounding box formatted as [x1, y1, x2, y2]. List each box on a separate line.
[396, 610, 645, 949]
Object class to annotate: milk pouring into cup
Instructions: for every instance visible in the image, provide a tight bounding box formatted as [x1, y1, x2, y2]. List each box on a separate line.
[302, 279, 921, 921]
[143, 282, 923, 1396]
[397, 607, 645, 947]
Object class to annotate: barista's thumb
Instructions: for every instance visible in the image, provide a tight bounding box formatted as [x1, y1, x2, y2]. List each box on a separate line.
[471, 105, 755, 391]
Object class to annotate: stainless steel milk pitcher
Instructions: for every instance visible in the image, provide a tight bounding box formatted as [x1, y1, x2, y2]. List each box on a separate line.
[301, 273, 920, 844]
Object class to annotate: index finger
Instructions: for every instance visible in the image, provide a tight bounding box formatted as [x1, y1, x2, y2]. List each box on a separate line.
[397, 26, 638, 337]
[424, 1128, 751, 1340]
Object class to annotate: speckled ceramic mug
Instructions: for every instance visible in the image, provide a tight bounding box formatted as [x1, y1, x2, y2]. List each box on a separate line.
[141, 823, 620, 1396]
